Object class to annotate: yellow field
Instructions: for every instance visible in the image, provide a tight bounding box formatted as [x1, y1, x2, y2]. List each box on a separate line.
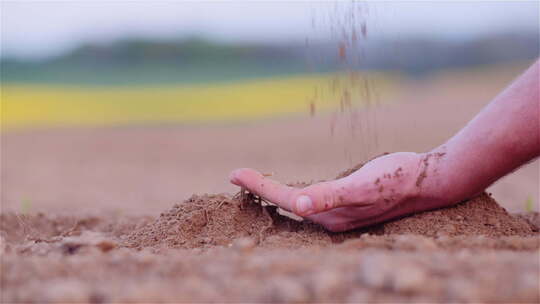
[1, 73, 399, 130]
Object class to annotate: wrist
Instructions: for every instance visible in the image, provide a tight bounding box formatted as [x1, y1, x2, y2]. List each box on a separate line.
[407, 148, 455, 212]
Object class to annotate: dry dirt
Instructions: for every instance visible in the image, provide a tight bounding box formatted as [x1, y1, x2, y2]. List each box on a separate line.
[2, 64, 539, 303]
[1, 190, 539, 303]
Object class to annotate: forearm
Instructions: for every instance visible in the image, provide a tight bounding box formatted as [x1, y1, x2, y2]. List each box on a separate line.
[419, 60, 540, 209]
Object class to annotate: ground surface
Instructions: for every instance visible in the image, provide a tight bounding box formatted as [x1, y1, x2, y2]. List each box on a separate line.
[1, 193, 539, 303]
[1, 64, 539, 302]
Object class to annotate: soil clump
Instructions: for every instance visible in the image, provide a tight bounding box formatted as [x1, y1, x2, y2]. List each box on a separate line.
[125, 193, 536, 250]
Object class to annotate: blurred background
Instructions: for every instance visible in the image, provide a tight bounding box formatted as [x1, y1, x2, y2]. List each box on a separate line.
[1, 1, 538, 216]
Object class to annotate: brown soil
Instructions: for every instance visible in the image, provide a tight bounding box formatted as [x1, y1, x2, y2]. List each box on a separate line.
[368, 193, 537, 238]
[516, 212, 540, 232]
[2, 195, 539, 303]
[124, 191, 536, 252]
[2, 160, 539, 303]
[125, 193, 336, 250]
[1, 209, 539, 303]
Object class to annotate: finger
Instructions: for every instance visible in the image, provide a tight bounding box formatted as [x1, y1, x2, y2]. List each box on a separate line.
[229, 168, 297, 211]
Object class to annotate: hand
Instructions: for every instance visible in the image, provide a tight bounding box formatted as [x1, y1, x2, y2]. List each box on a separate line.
[229, 152, 426, 232]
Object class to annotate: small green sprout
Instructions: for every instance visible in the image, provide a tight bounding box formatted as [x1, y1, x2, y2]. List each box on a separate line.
[20, 198, 32, 214]
[524, 195, 535, 213]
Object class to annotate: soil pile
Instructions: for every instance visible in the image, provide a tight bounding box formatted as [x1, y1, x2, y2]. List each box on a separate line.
[368, 193, 536, 238]
[125, 194, 336, 249]
[125, 192, 536, 250]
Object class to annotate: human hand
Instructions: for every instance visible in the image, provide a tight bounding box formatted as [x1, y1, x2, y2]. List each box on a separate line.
[229, 152, 426, 232]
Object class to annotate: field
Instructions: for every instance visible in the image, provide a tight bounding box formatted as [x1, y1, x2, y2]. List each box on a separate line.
[1, 63, 539, 302]
[1, 73, 398, 129]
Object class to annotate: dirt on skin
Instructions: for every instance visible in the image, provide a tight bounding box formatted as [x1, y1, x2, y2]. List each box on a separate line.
[1, 161, 539, 303]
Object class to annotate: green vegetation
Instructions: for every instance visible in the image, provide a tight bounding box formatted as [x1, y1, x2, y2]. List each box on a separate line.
[524, 195, 535, 212]
[1, 38, 310, 85]
[20, 198, 33, 214]
[2, 34, 537, 86]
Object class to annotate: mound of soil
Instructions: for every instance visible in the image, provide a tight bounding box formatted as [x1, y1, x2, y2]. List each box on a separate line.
[368, 193, 536, 238]
[125, 191, 536, 250]
[125, 194, 336, 250]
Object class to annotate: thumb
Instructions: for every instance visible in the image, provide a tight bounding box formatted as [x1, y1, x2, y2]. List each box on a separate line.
[290, 180, 349, 216]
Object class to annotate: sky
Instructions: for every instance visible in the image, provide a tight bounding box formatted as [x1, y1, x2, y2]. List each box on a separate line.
[1, 1, 539, 59]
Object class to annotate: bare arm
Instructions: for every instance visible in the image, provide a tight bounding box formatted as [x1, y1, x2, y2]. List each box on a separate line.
[421, 59, 540, 209]
[230, 60, 540, 232]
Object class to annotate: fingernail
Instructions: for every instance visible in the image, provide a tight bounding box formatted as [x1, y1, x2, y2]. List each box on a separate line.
[296, 195, 313, 214]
